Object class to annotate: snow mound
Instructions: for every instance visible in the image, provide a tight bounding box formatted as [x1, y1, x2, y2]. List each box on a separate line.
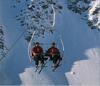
[19, 67, 54, 85]
[65, 48, 100, 85]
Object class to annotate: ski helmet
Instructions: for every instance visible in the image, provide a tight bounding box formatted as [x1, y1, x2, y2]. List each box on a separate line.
[52, 42, 56, 45]
[35, 42, 40, 45]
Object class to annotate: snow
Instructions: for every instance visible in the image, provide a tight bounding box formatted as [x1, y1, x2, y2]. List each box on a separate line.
[65, 48, 100, 85]
[0, 0, 100, 85]
[76, 1, 89, 9]
[88, 0, 100, 29]
[19, 67, 54, 85]
[59, 0, 100, 85]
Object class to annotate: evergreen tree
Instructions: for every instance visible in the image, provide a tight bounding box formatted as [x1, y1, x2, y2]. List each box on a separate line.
[12, 0, 63, 42]
[0, 25, 8, 61]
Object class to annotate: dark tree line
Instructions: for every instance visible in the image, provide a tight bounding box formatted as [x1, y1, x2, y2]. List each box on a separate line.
[0, 25, 8, 61]
[67, 0, 100, 30]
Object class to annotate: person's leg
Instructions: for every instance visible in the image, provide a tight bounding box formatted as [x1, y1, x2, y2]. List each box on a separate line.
[34, 56, 39, 66]
[35, 60, 39, 66]
[40, 54, 44, 64]
[53, 55, 60, 67]
[52, 55, 57, 66]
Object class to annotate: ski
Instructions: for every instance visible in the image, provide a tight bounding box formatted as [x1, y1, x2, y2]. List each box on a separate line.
[38, 65, 46, 74]
[52, 64, 61, 72]
[35, 66, 40, 72]
[38, 62, 47, 74]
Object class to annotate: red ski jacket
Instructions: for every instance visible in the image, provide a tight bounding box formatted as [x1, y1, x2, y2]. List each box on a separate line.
[48, 47, 59, 56]
[32, 46, 43, 57]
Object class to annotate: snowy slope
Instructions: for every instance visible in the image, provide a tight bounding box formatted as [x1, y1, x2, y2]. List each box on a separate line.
[19, 67, 54, 85]
[19, 0, 100, 85]
[66, 48, 100, 85]
[88, 0, 100, 29]
[0, 0, 100, 85]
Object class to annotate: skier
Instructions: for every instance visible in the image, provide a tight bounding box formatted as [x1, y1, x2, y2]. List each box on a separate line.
[31, 42, 44, 67]
[46, 42, 62, 67]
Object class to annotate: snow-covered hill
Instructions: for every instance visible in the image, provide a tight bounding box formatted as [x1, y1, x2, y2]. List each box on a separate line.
[66, 48, 100, 85]
[67, 0, 100, 30]
[0, 0, 100, 85]
[88, 0, 100, 30]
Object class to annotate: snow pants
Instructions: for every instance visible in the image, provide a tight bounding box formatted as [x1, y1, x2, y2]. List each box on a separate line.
[52, 54, 62, 65]
[33, 54, 44, 66]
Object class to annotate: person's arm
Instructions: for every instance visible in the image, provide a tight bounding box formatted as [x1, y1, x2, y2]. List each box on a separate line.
[31, 47, 36, 57]
[45, 48, 51, 56]
[31, 48, 34, 56]
[39, 46, 43, 53]
[57, 48, 62, 60]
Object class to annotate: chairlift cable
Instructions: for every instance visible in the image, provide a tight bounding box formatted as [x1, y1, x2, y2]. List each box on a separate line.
[51, 4, 56, 28]
[28, 31, 36, 62]
[56, 30, 64, 57]
[0, 30, 25, 63]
